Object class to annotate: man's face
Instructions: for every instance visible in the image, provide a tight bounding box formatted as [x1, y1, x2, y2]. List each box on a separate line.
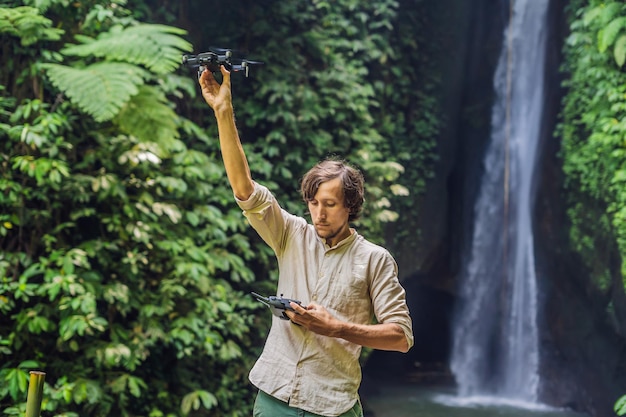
[307, 177, 352, 247]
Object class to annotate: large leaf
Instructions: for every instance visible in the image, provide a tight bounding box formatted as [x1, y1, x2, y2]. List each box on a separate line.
[598, 16, 626, 53]
[61, 24, 192, 74]
[43, 62, 147, 122]
[615, 34, 626, 67]
[113, 84, 180, 150]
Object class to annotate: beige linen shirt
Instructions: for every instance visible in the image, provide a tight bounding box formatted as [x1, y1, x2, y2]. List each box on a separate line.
[237, 182, 413, 417]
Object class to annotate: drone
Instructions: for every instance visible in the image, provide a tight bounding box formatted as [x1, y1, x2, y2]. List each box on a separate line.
[182, 47, 263, 78]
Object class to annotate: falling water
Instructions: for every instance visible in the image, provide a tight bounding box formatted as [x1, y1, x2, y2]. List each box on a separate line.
[449, 0, 548, 405]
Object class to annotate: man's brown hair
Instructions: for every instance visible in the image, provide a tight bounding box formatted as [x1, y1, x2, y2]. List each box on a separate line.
[300, 158, 364, 222]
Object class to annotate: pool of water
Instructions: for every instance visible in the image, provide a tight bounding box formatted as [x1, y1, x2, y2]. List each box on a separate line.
[362, 385, 590, 417]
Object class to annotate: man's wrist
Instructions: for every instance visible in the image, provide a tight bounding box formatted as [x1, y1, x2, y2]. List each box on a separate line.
[332, 320, 349, 339]
[214, 104, 234, 119]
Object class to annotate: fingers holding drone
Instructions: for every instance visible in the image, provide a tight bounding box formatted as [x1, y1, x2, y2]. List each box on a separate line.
[199, 65, 232, 113]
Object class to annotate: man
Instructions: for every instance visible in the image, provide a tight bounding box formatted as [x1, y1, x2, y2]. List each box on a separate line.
[200, 66, 413, 417]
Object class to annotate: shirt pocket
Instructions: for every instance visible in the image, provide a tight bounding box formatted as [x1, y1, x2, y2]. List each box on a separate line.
[326, 263, 372, 321]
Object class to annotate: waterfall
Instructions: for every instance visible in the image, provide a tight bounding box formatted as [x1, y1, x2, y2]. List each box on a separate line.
[449, 0, 548, 404]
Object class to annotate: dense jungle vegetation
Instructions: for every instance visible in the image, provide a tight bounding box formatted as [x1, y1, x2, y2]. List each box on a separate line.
[2, 0, 626, 415]
[560, 0, 626, 335]
[0, 0, 439, 415]
[560, 0, 626, 413]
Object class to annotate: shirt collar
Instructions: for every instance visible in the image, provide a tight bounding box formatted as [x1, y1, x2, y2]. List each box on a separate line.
[322, 228, 358, 251]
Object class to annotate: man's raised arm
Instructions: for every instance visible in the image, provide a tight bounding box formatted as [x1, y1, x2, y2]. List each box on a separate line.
[199, 66, 254, 201]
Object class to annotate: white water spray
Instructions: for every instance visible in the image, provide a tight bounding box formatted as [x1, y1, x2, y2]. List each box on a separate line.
[449, 0, 548, 405]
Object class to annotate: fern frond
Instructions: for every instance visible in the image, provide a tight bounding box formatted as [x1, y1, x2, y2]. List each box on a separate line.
[61, 24, 193, 74]
[0, 6, 64, 46]
[43, 62, 147, 122]
[113, 84, 180, 151]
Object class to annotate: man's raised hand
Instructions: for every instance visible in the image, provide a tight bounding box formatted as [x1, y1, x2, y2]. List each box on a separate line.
[199, 65, 232, 113]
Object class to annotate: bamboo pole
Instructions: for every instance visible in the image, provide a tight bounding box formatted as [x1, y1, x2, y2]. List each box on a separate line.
[25, 371, 45, 417]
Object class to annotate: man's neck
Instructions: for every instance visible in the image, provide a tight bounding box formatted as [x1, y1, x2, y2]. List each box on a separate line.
[325, 228, 353, 247]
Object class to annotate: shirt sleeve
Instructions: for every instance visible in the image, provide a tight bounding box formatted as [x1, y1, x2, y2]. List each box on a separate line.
[370, 251, 415, 350]
[235, 181, 288, 255]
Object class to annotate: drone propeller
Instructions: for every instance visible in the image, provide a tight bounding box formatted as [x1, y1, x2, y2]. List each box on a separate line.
[230, 59, 264, 76]
[208, 46, 234, 54]
[243, 59, 263, 66]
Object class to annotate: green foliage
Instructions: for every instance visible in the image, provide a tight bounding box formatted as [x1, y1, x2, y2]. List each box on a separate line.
[214, 0, 438, 241]
[560, 0, 626, 292]
[61, 24, 192, 74]
[1, 1, 262, 416]
[113, 84, 182, 146]
[43, 62, 148, 122]
[366, 0, 440, 246]
[585, 1, 626, 66]
[0, 6, 63, 46]
[616, 394, 626, 416]
[1, 0, 441, 416]
[42, 23, 192, 126]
